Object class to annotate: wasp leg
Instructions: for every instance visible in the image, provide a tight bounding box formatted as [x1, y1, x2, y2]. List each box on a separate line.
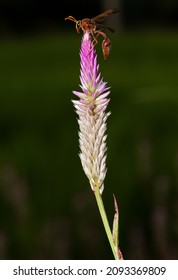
[92, 32, 100, 47]
[86, 32, 99, 56]
[95, 30, 107, 41]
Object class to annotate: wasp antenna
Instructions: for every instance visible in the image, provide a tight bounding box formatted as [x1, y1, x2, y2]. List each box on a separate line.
[65, 16, 77, 23]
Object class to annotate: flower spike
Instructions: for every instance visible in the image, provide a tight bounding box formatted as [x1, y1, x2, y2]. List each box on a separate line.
[72, 32, 110, 194]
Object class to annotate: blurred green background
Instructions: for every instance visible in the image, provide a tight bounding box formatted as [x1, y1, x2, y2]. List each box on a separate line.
[0, 0, 178, 259]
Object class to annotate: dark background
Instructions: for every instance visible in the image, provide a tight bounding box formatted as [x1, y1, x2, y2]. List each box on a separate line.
[0, 0, 178, 259]
[1, 0, 178, 36]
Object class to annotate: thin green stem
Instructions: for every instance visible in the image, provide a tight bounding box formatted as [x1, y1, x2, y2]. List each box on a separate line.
[94, 187, 119, 260]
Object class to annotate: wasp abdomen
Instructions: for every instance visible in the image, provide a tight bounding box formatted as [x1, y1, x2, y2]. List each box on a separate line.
[102, 38, 111, 59]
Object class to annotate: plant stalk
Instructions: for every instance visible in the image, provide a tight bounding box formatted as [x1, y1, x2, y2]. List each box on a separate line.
[94, 187, 119, 260]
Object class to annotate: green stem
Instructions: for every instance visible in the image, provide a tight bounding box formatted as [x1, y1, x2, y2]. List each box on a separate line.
[94, 187, 119, 260]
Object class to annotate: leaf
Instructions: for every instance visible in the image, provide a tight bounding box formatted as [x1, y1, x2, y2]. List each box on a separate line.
[112, 194, 119, 249]
[112, 194, 124, 259]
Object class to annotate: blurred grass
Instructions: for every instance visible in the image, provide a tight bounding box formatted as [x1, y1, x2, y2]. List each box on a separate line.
[0, 31, 178, 259]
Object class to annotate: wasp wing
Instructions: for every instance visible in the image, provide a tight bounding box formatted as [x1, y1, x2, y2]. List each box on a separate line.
[91, 9, 119, 23]
[95, 23, 115, 33]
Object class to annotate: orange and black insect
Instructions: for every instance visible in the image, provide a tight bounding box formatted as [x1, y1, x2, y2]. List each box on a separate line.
[65, 9, 119, 59]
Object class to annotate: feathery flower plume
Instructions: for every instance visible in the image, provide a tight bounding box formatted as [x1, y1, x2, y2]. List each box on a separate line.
[72, 31, 110, 194]
[71, 30, 123, 260]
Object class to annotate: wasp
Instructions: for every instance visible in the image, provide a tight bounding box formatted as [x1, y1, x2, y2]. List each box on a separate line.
[65, 9, 119, 59]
